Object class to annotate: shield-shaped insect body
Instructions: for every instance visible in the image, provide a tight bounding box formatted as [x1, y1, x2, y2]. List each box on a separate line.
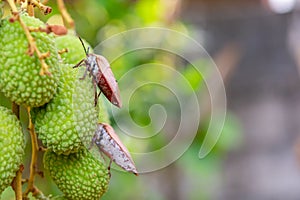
[74, 37, 122, 108]
[92, 123, 138, 176]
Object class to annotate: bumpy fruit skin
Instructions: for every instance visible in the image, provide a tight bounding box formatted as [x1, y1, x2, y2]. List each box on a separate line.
[56, 34, 110, 124]
[55, 34, 90, 65]
[33, 64, 97, 154]
[0, 106, 24, 194]
[0, 15, 60, 107]
[44, 148, 109, 200]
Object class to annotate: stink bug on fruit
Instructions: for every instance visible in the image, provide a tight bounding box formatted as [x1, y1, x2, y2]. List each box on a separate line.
[91, 123, 138, 176]
[73, 37, 122, 108]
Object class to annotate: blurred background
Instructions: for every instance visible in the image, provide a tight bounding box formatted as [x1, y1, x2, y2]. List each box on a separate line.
[2, 0, 300, 199]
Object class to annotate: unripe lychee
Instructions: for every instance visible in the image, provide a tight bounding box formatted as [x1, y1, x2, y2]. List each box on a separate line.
[0, 14, 60, 107]
[55, 34, 90, 65]
[44, 148, 109, 200]
[33, 64, 97, 154]
[0, 106, 25, 194]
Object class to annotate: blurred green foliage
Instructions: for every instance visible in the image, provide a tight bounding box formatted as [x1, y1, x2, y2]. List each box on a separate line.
[0, 0, 242, 199]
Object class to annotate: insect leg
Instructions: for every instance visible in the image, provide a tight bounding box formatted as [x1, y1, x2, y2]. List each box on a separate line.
[79, 68, 88, 80]
[94, 91, 102, 107]
[73, 59, 85, 68]
[100, 151, 107, 162]
[97, 91, 102, 99]
[108, 159, 112, 178]
[93, 80, 98, 106]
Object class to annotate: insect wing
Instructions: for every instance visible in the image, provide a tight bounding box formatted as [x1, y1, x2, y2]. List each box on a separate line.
[101, 123, 138, 175]
[96, 55, 110, 72]
[101, 123, 135, 164]
[96, 55, 122, 107]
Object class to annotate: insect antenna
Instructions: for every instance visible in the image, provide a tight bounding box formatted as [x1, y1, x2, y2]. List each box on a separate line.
[78, 36, 89, 56]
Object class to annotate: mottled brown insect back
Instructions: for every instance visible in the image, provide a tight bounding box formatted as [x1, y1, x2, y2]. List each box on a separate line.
[73, 37, 122, 108]
[92, 123, 138, 176]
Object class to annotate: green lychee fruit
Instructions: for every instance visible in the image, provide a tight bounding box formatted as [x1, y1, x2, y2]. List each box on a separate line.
[0, 106, 24, 194]
[0, 14, 60, 107]
[55, 34, 90, 65]
[44, 148, 109, 200]
[33, 64, 97, 154]
[55, 34, 110, 125]
[98, 99, 110, 124]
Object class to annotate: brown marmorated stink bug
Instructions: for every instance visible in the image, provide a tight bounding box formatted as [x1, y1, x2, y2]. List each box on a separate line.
[91, 123, 138, 176]
[73, 37, 122, 108]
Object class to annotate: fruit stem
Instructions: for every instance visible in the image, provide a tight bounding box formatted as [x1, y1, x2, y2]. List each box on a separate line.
[28, 24, 68, 35]
[6, 0, 52, 76]
[24, 107, 39, 197]
[6, 0, 18, 12]
[28, 0, 52, 15]
[31, 185, 49, 199]
[58, 48, 68, 54]
[27, 3, 34, 17]
[57, 0, 74, 29]
[12, 102, 20, 119]
[11, 165, 24, 200]
[11, 102, 23, 200]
